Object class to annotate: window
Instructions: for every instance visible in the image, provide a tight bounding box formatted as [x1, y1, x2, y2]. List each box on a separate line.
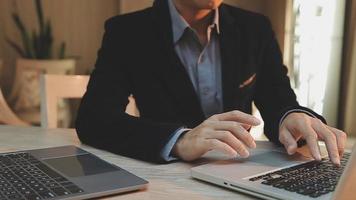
[288, 0, 346, 126]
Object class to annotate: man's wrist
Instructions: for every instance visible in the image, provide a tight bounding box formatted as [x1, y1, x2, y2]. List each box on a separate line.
[279, 109, 317, 148]
[279, 109, 318, 127]
[172, 129, 190, 158]
[160, 127, 191, 162]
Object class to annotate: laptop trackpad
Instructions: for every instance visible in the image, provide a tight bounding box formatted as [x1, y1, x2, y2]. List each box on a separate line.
[247, 151, 310, 166]
[44, 154, 119, 177]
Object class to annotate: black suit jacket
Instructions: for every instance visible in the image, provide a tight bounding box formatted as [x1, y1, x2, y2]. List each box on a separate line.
[76, 0, 324, 163]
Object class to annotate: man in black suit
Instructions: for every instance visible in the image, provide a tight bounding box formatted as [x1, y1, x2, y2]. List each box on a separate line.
[76, 0, 347, 164]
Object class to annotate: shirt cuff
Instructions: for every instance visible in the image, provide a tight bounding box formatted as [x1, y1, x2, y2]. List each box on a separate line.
[279, 108, 317, 127]
[160, 127, 192, 162]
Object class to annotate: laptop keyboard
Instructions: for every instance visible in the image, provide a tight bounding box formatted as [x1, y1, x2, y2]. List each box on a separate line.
[0, 152, 84, 200]
[249, 152, 351, 198]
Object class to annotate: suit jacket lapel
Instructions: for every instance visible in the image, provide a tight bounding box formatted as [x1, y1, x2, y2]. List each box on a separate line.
[151, 0, 205, 123]
[219, 5, 243, 112]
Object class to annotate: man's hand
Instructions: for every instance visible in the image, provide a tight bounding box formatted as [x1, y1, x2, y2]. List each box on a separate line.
[279, 113, 347, 165]
[172, 111, 261, 161]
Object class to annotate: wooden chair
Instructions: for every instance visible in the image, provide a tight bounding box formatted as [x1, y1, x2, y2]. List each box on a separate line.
[0, 87, 29, 126]
[40, 74, 139, 128]
[8, 59, 75, 125]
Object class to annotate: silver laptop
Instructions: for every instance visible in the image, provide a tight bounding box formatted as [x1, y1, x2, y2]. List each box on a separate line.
[0, 145, 148, 200]
[191, 141, 356, 200]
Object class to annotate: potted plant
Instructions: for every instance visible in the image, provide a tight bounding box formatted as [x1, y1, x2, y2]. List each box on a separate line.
[6, 0, 74, 126]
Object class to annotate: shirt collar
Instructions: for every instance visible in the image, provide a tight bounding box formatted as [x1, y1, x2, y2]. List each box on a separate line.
[168, 0, 220, 44]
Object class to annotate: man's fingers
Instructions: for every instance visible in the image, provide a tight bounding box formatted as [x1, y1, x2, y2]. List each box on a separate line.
[301, 125, 322, 161]
[279, 129, 297, 155]
[241, 123, 252, 130]
[312, 122, 340, 165]
[206, 139, 238, 157]
[328, 127, 347, 156]
[208, 121, 256, 148]
[209, 131, 250, 158]
[211, 110, 261, 126]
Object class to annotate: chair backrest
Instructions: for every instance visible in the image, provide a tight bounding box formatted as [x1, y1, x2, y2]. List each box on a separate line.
[40, 74, 139, 128]
[0, 87, 28, 126]
[40, 74, 89, 128]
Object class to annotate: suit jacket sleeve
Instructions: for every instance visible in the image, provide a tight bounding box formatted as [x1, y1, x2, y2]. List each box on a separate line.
[253, 17, 326, 146]
[75, 19, 183, 163]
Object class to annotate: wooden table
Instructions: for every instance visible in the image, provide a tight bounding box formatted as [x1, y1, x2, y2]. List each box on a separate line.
[0, 125, 354, 200]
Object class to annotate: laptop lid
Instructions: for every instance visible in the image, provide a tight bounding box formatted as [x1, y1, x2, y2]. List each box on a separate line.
[332, 145, 356, 200]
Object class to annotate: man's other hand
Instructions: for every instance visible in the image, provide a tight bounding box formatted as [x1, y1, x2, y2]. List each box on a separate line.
[279, 113, 347, 165]
[172, 111, 261, 161]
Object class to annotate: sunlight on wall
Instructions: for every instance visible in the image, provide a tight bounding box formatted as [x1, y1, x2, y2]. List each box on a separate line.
[292, 0, 345, 126]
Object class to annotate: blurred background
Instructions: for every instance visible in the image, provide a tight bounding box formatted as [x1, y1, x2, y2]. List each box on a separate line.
[0, 0, 355, 138]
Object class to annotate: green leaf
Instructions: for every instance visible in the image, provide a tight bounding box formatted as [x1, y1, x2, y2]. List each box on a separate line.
[12, 13, 34, 58]
[5, 38, 26, 57]
[58, 42, 66, 59]
[44, 20, 53, 59]
[31, 30, 38, 58]
[35, 0, 44, 34]
[12, 13, 25, 33]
